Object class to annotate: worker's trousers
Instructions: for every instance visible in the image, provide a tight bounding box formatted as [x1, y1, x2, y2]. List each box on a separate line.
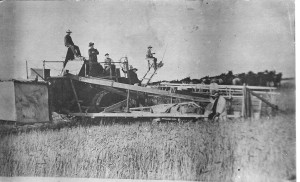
[67, 45, 81, 57]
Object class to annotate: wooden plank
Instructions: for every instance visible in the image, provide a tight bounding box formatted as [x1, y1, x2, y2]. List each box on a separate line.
[160, 83, 277, 90]
[242, 84, 246, 118]
[69, 112, 238, 118]
[30, 68, 45, 80]
[126, 90, 130, 112]
[70, 75, 209, 102]
[102, 99, 128, 113]
[0, 176, 205, 182]
[69, 112, 241, 118]
[248, 90, 253, 118]
[99, 85, 145, 101]
[70, 112, 206, 118]
[248, 89, 279, 110]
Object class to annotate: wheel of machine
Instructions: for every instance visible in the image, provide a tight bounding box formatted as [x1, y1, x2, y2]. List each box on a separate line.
[90, 91, 126, 112]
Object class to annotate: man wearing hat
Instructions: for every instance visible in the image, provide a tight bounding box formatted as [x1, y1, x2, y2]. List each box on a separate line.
[146, 45, 157, 70]
[122, 65, 140, 85]
[104, 53, 114, 72]
[64, 29, 81, 58]
[206, 90, 227, 122]
[209, 78, 219, 94]
[87, 42, 99, 76]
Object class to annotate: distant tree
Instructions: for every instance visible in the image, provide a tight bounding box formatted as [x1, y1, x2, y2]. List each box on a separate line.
[164, 70, 281, 87]
[181, 77, 191, 83]
[245, 71, 257, 86]
[191, 79, 201, 84]
[170, 79, 181, 83]
[274, 73, 282, 87]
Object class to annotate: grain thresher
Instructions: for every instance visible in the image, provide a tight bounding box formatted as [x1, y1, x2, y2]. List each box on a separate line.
[42, 57, 209, 119]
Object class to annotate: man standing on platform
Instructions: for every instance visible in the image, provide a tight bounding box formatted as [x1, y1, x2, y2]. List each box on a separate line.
[88, 42, 99, 76]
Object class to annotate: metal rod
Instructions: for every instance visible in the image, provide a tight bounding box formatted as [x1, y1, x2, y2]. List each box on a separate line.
[43, 60, 45, 79]
[26, 60, 28, 79]
[43, 61, 65, 63]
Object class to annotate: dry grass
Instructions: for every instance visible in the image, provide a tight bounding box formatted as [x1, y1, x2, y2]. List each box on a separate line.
[0, 116, 295, 181]
[0, 82, 295, 181]
[0, 121, 229, 180]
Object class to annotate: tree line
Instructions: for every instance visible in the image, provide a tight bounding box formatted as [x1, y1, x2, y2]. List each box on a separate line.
[167, 70, 283, 87]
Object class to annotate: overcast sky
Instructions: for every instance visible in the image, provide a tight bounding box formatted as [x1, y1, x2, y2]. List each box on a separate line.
[0, 0, 295, 81]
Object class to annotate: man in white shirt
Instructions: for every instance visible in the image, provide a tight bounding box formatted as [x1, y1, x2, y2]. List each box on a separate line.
[206, 90, 227, 122]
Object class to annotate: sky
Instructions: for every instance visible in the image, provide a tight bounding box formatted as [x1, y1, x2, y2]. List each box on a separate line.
[0, 0, 295, 81]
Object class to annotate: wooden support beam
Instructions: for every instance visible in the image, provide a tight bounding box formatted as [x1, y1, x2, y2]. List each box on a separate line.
[30, 68, 45, 81]
[70, 112, 205, 118]
[102, 99, 128, 113]
[242, 84, 246, 118]
[126, 89, 130, 112]
[160, 83, 277, 90]
[99, 85, 144, 99]
[69, 112, 241, 119]
[248, 89, 252, 118]
[69, 75, 209, 102]
[248, 89, 279, 110]
[70, 79, 82, 113]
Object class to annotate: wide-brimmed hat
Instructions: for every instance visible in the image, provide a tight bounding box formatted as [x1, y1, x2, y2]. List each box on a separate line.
[148, 45, 152, 48]
[210, 90, 219, 97]
[129, 65, 138, 71]
[105, 53, 109, 56]
[66, 29, 72, 33]
[89, 42, 94, 47]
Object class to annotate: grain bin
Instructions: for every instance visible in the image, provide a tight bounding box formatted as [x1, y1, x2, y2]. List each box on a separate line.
[0, 80, 50, 123]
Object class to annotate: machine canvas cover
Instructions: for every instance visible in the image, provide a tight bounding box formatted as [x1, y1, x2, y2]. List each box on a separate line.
[0, 80, 50, 123]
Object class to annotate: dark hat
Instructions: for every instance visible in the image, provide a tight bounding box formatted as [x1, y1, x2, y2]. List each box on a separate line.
[89, 42, 94, 47]
[129, 65, 138, 71]
[66, 29, 72, 33]
[105, 53, 109, 56]
[148, 45, 152, 48]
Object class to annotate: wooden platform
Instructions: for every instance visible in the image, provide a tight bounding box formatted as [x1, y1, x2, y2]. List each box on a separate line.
[69, 75, 210, 102]
[69, 112, 240, 119]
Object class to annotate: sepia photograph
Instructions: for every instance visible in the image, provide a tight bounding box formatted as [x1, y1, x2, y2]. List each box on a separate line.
[0, 0, 296, 181]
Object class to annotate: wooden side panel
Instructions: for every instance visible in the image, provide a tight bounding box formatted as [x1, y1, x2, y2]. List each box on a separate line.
[14, 82, 50, 123]
[0, 82, 16, 121]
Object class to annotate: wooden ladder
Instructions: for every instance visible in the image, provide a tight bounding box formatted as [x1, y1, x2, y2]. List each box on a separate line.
[141, 65, 157, 86]
[141, 59, 164, 86]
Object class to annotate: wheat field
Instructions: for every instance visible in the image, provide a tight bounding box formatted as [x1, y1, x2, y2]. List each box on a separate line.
[0, 82, 296, 181]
